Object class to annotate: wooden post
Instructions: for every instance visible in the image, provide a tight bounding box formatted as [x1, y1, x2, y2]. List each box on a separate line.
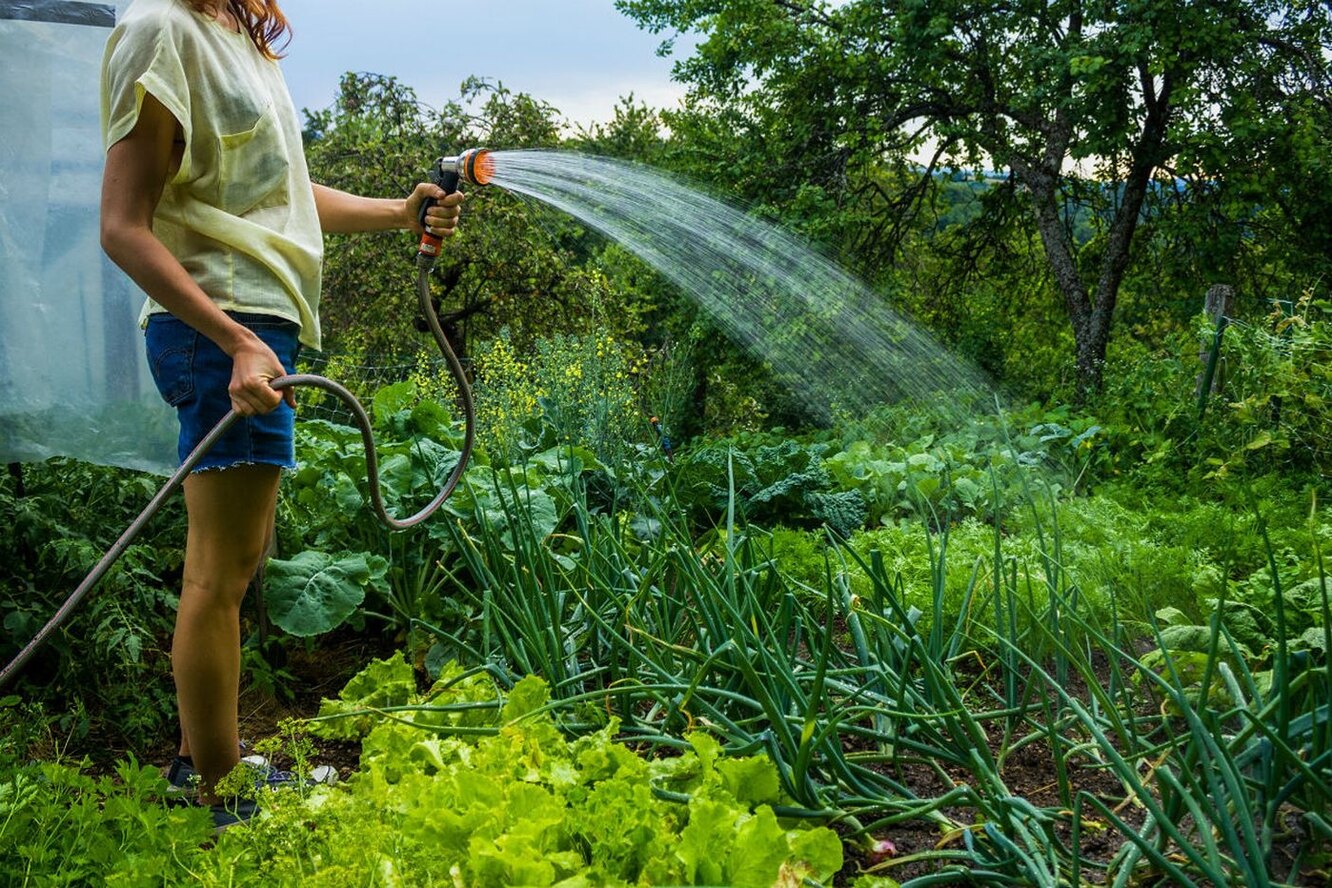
[1196, 284, 1235, 416]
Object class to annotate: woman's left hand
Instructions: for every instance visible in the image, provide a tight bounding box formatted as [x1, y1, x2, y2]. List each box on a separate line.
[407, 183, 465, 237]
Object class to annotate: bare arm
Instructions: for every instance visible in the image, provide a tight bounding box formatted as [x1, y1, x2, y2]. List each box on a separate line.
[100, 92, 291, 414]
[311, 182, 464, 235]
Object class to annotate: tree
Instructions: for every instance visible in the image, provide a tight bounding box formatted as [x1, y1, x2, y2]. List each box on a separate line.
[303, 74, 625, 361]
[617, 0, 1332, 397]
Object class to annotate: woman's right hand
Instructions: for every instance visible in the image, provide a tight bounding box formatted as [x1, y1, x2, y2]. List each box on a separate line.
[228, 340, 293, 415]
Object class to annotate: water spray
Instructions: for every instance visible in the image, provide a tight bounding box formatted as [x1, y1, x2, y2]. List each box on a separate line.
[0, 149, 493, 690]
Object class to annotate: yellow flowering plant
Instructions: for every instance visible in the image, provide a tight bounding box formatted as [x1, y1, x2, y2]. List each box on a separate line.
[473, 328, 650, 467]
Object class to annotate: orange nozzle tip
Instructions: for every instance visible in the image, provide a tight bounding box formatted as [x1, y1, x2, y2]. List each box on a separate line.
[473, 150, 495, 185]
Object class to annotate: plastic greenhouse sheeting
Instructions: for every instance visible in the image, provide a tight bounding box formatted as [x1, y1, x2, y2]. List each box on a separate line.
[1, 0, 176, 474]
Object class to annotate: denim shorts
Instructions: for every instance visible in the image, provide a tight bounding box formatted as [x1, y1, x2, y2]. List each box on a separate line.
[145, 311, 300, 472]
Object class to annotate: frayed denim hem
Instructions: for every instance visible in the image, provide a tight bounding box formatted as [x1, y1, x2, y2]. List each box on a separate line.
[188, 459, 296, 475]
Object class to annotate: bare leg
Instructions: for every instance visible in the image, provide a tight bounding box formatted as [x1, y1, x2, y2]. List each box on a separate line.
[173, 464, 281, 804]
[177, 512, 277, 761]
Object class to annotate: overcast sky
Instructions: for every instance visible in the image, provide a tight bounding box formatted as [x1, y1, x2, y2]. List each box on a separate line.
[276, 1, 689, 127]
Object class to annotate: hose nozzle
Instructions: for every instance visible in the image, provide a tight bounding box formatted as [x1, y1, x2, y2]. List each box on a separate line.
[441, 147, 495, 187]
[418, 147, 493, 263]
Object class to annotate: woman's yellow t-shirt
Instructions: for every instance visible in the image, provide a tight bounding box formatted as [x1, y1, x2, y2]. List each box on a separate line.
[101, 0, 324, 349]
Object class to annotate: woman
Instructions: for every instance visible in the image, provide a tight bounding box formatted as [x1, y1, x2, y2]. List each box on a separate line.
[99, 0, 462, 827]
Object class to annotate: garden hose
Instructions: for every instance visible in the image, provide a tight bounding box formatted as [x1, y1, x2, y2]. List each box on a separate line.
[0, 150, 490, 690]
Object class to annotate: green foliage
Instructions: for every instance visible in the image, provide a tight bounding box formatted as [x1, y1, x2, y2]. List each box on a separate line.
[278, 381, 617, 639]
[278, 380, 470, 633]
[445, 464, 563, 551]
[0, 459, 182, 750]
[0, 757, 213, 884]
[885, 212, 1075, 401]
[472, 327, 650, 469]
[1203, 292, 1332, 479]
[305, 73, 653, 367]
[4, 408, 1330, 884]
[825, 416, 1093, 527]
[264, 551, 390, 638]
[220, 670, 843, 886]
[619, 0, 1331, 396]
[429, 440, 1332, 881]
[1143, 557, 1331, 694]
[672, 435, 866, 536]
[1094, 288, 1332, 489]
[0, 669, 841, 886]
[668, 404, 1102, 535]
[307, 653, 424, 741]
[571, 95, 669, 165]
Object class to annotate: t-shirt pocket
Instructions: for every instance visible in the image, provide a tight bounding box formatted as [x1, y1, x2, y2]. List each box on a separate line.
[218, 102, 290, 217]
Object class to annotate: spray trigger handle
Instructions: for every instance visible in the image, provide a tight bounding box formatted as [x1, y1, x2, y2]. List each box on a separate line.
[417, 158, 460, 262]
[419, 159, 461, 229]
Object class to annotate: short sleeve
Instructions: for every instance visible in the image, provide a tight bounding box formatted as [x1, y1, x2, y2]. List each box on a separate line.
[100, 14, 192, 178]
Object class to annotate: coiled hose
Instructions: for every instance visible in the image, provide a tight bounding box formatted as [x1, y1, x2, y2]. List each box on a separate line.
[0, 262, 473, 688]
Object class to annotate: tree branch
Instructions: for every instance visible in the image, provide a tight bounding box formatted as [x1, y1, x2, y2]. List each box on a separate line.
[771, 0, 838, 30]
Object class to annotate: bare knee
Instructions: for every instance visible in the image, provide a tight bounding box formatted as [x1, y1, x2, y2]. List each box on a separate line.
[180, 465, 280, 608]
[180, 569, 250, 614]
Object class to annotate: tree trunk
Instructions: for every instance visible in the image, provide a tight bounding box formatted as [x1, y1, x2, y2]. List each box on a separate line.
[1074, 320, 1111, 398]
[1025, 176, 1110, 401]
[1009, 61, 1174, 402]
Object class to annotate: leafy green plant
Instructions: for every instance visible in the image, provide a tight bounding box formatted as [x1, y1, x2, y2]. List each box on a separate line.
[212, 668, 843, 886]
[0, 459, 183, 749]
[672, 435, 866, 535]
[264, 551, 391, 637]
[1097, 287, 1332, 492]
[306, 653, 500, 742]
[0, 669, 842, 887]
[420, 441, 1332, 883]
[828, 407, 1102, 526]
[277, 380, 468, 635]
[1202, 290, 1332, 479]
[0, 757, 213, 884]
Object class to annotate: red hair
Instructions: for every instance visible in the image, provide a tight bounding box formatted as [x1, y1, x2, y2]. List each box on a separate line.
[188, 0, 291, 59]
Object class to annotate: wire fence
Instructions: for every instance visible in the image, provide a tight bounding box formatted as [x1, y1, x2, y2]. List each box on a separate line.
[295, 350, 471, 428]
